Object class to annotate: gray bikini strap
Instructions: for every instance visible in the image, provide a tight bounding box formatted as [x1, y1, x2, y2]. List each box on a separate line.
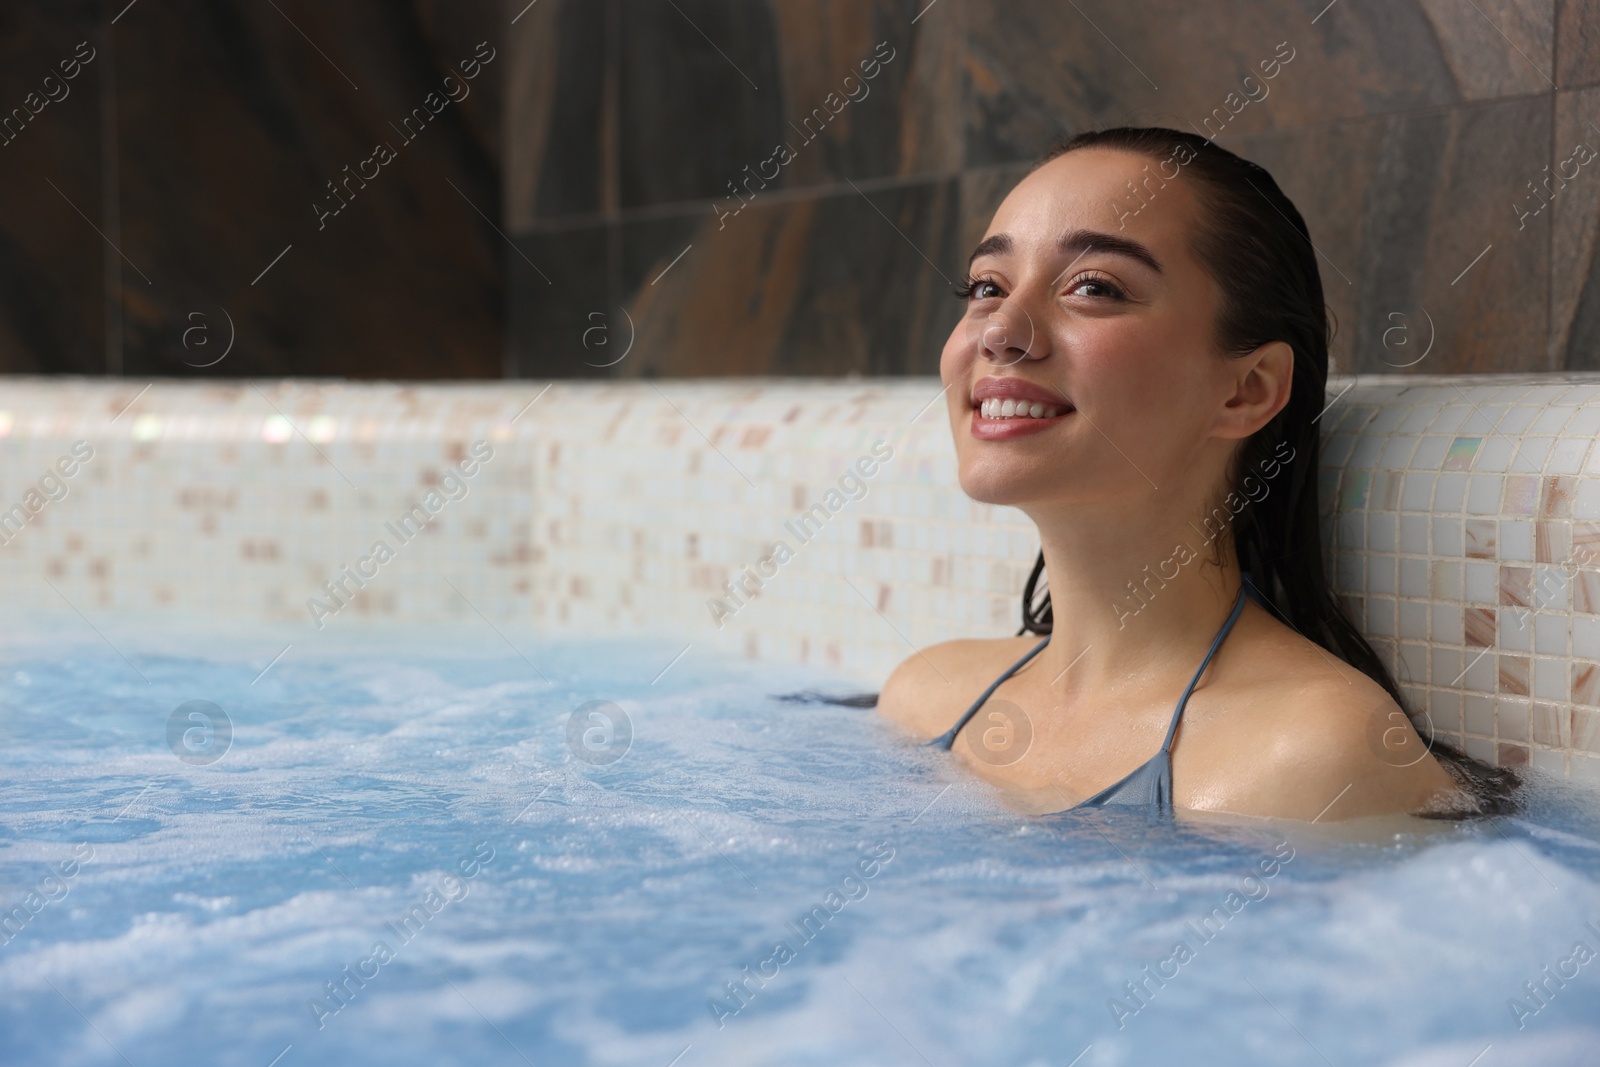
[928, 637, 1050, 751]
[1155, 576, 1254, 752]
[933, 571, 1267, 755]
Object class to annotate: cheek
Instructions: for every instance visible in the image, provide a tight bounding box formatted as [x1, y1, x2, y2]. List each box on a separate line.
[1081, 319, 1208, 411]
[940, 319, 975, 423]
[1066, 324, 1157, 409]
[1069, 323, 1222, 477]
[939, 315, 972, 382]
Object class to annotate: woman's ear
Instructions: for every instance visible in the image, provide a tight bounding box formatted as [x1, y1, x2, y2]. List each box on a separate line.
[1215, 340, 1293, 440]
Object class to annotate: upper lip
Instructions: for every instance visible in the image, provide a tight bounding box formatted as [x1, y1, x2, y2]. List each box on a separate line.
[970, 376, 1073, 409]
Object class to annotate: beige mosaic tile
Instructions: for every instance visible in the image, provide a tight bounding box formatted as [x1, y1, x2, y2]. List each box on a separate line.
[1324, 374, 1600, 777]
[3, 372, 1600, 777]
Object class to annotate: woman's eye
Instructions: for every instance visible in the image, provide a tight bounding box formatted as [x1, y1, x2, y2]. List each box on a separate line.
[1067, 275, 1124, 299]
[955, 278, 1003, 301]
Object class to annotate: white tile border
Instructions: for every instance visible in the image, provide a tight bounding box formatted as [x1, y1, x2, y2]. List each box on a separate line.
[3, 373, 1600, 774]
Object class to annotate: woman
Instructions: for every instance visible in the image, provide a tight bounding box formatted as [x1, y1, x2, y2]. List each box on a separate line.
[877, 127, 1516, 822]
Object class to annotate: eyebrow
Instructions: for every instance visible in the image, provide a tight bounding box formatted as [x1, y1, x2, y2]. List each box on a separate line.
[966, 233, 1013, 266]
[966, 229, 1164, 274]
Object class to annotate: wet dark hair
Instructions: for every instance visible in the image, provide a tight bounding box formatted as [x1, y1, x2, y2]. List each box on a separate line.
[1016, 127, 1518, 816]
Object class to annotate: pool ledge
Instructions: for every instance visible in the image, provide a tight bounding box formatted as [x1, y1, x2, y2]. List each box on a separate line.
[3, 373, 1599, 779]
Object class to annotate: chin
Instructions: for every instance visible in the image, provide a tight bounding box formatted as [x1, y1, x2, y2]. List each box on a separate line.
[956, 459, 1053, 508]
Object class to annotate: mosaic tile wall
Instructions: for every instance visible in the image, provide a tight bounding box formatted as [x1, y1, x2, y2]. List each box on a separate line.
[1321, 376, 1600, 782]
[2, 374, 1598, 779]
[0, 380, 540, 631]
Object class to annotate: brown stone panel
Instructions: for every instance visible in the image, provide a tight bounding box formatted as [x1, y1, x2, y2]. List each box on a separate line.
[964, 0, 1499, 169]
[507, 221, 614, 379]
[0, 1, 105, 373]
[117, 0, 505, 378]
[0, 0, 506, 378]
[1416, 0, 1556, 100]
[1558, 0, 1600, 89]
[1235, 95, 1552, 375]
[616, 0, 786, 211]
[602, 178, 961, 378]
[505, 0, 605, 228]
[964, 0, 1113, 168]
[772, 178, 961, 376]
[512, 0, 948, 222]
[415, 0, 504, 167]
[767, 0, 963, 184]
[7, 0, 1585, 381]
[957, 163, 1031, 268]
[618, 201, 814, 377]
[1552, 87, 1600, 369]
[884, 0, 964, 178]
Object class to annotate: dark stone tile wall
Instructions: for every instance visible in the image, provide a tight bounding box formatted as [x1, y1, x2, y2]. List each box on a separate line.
[621, 178, 963, 378]
[507, 0, 1600, 380]
[1556, 85, 1600, 369]
[5, 2, 1592, 379]
[507, 0, 965, 378]
[0, 1, 106, 374]
[1558, 0, 1600, 88]
[1234, 94, 1554, 374]
[0, 0, 505, 378]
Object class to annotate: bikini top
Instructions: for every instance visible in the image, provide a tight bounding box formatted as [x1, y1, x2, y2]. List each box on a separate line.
[930, 572, 1267, 817]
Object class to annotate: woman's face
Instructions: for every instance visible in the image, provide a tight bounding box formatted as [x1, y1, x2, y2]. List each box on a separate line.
[940, 147, 1240, 512]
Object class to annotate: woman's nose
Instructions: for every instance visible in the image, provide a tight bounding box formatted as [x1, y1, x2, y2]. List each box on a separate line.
[976, 302, 1047, 366]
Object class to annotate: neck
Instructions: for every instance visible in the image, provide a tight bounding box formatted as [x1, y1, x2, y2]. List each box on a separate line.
[1025, 494, 1245, 697]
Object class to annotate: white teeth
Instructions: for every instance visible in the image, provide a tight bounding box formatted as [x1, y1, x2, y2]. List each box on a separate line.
[978, 397, 1064, 420]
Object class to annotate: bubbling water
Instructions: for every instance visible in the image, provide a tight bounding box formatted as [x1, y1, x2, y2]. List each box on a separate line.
[0, 629, 1597, 1066]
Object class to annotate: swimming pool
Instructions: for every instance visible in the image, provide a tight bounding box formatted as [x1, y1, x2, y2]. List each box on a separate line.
[3, 627, 1598, 1066]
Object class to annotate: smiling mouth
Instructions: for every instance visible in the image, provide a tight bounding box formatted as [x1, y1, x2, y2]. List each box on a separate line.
[976, 398, 1069, 420]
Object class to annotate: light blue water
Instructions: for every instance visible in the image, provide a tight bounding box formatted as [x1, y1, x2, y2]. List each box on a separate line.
[3, 629, 1600, 1067]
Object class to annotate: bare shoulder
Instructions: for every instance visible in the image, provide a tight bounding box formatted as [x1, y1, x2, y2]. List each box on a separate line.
[1194, 619, 1461, 821]
[877, 636, 1039, 740]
